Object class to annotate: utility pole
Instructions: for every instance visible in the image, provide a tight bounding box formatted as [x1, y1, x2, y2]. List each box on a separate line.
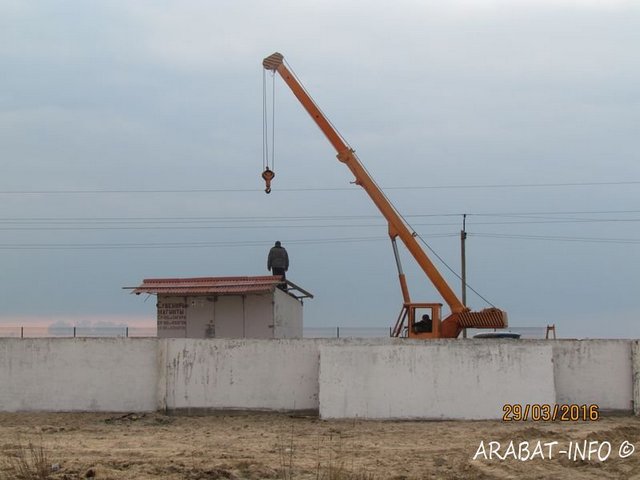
[461, 214, 467, 338]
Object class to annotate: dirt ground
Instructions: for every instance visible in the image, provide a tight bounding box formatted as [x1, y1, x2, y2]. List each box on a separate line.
[1, 412, 639, 480]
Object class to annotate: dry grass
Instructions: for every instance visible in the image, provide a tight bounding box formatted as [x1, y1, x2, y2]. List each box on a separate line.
[0, 439, 52, 480]
[277, 427, 296, 480]
[317, 464, 376, 480]
[277, 428, 376, 480]
[2, 412, 639, 479]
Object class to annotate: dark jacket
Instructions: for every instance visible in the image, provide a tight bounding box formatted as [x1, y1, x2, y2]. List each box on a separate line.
[267, 246, 289, 271]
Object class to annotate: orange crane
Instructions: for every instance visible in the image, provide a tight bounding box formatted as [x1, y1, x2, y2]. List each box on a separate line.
[262, 52, 507, 338]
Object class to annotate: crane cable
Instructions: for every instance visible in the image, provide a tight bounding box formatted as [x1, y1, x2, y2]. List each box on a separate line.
[414, 231, 496, 308]
[261, 69, 276, 193]
[361, 165, 498, 308]
[283, 59, 353, 152]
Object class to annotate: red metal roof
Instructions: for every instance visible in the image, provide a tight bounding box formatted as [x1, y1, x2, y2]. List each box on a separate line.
[131, 276, 284, 296]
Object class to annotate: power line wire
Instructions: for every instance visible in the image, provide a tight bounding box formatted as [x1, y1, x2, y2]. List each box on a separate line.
[1, 180, 638, 195]
[0, 218, 638, 231]
[469, 232, 640, 245]
[0, 235, 393, 250]
[414, 233, 496, 307]
[1, 210, 638, 222]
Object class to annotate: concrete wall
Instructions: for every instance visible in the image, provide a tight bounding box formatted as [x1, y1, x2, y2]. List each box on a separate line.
[0, 338, 638, 418]
[163, 339, 320, 412]
[634, 341, 640, 416]
[319, 341, 555, 419]
[0, 338, 159, 412]
[553, 340, 633, 411]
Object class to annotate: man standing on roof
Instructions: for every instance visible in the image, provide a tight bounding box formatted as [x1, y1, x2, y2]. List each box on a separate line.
[267, 241, 289, 282]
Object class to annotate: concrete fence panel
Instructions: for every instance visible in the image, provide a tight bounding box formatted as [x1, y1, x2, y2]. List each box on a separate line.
[163, 339, 320, 412]
[632, 341, 639, 416]
[1, 338, 637, 417]
[0, 338, 159, 412]
[319, 341, 555, 419]
[553, 340, 633, 411]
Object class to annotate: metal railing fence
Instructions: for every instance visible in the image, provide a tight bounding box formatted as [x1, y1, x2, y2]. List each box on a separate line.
[0, 326, 157, 338]
[0, 325, 547, 339]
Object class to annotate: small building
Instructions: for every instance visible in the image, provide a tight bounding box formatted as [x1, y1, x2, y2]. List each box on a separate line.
[130, 276, 312, 339]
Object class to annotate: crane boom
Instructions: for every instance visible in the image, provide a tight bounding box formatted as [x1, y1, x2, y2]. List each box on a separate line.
[262, 52, 507, 338]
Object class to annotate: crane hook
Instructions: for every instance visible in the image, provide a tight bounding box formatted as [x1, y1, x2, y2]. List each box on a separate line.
[261, 167, 275, 194]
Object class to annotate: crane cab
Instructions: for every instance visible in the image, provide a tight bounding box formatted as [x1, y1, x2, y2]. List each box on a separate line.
[395, 303, 443, 339]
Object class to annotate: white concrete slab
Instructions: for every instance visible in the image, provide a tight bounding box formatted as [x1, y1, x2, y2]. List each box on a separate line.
[553, 340, 633, 411]
[632, 341, 639, 416]
[0, 338, 159, 412]
[1, 337, 637, 417]
[164, 338, 320, 411]
[319, 341, 555, 419]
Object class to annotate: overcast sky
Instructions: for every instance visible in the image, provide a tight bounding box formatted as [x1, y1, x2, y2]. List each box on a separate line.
[1, 0, 638, 338]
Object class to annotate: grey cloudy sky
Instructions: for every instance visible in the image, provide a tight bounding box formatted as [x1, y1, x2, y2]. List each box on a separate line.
[1, 0, 638, 338]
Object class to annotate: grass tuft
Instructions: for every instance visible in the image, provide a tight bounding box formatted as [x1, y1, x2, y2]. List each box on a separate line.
[277, 426, 296, 480]
[0, 439, 52, 480]
[276, 428, 375, 480]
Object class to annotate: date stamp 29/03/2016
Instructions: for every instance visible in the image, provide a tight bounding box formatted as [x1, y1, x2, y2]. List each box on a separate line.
[502, 404, 600, 422]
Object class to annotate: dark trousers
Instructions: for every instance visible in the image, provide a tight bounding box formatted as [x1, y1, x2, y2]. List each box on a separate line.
[272, 267, 286, 281]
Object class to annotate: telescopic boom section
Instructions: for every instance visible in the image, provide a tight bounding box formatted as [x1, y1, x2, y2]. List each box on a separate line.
[262, 52, 507, 337]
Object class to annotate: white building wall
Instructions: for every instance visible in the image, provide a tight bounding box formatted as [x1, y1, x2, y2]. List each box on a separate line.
[157, 296, 187, 338]
[319, 341, 556, 419]
[214, 296, 244, 338]
[0, 338, 158, 412]
[185, 297, 214, 338]
[244, 294, 274, 338]
[553, 340, 633, 411]
[273, 289, 303, 338]
[157, 292, 301, 339]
